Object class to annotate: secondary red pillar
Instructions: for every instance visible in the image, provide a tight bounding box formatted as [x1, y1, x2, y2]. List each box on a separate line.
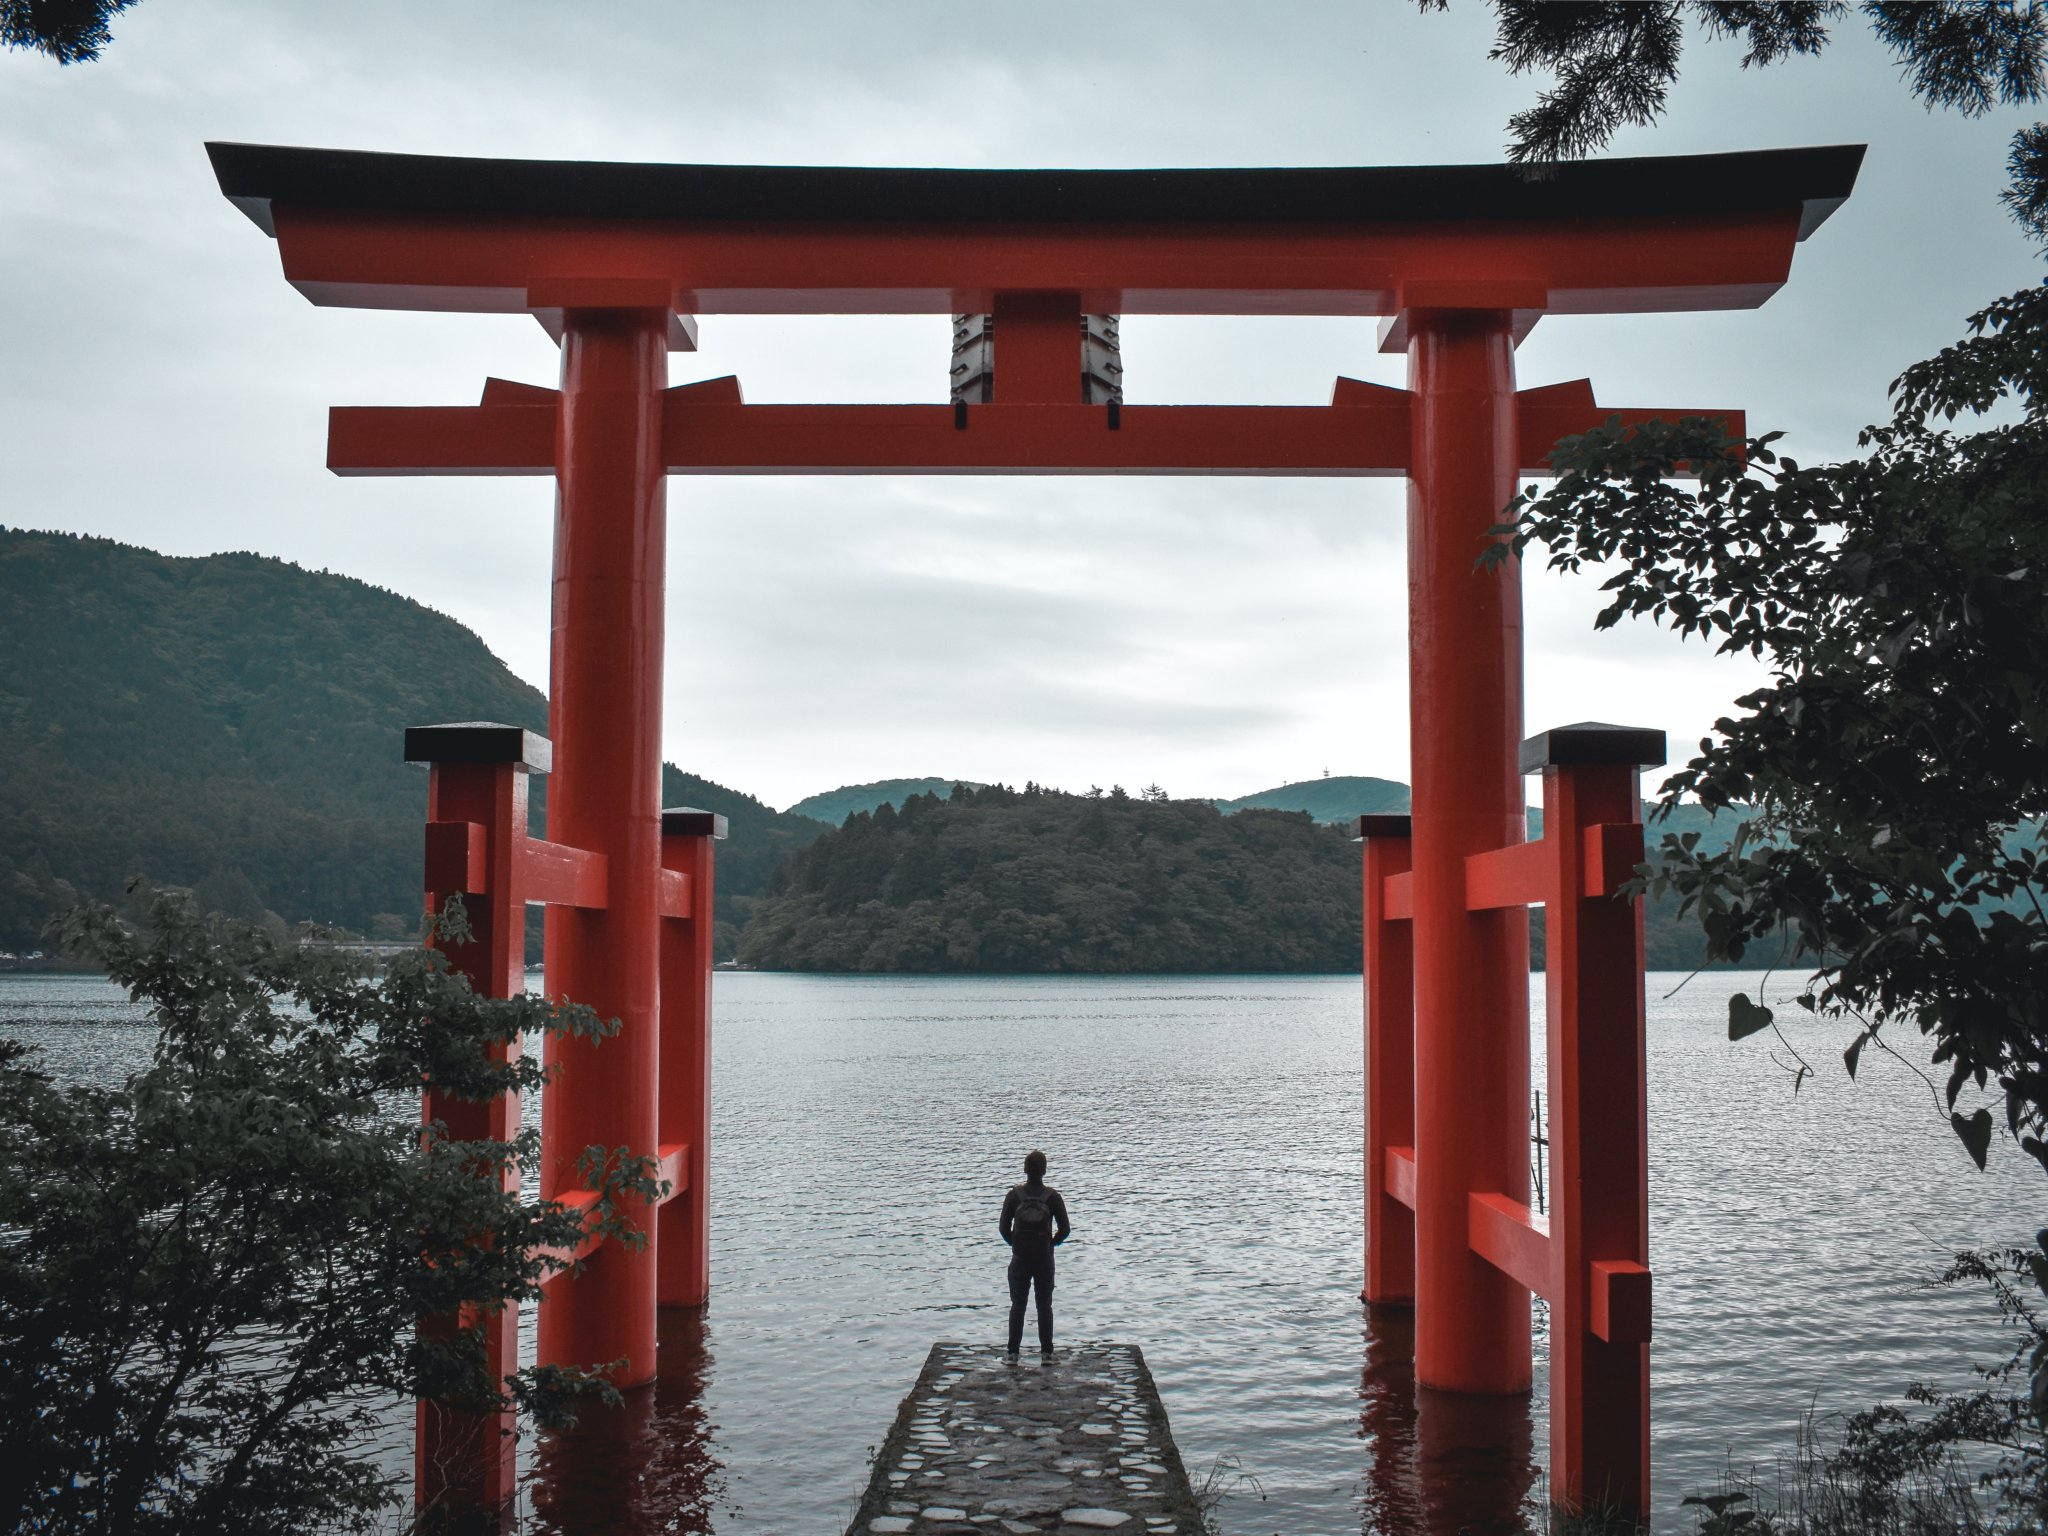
[1529, 723, 1663, 1516]
[1358, 814, 1415, 1305]
[407, 721, 550, 1525]
[658, 807, 724, 1307]
[540, 307, 669, 1388]
[1404, 308, 1532, 1393]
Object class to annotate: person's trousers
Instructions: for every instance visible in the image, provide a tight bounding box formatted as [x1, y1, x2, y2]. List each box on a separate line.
[1007, 1252, 1055, 1353]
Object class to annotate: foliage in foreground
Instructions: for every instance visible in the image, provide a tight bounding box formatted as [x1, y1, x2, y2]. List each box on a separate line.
[1675, 1241, 2047, 1534]
[0, 886, 652, 1536]
[1493, 284, 2048, 1179]
[0, 0, 138, 64]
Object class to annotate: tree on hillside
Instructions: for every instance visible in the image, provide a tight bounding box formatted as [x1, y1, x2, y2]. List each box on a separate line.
[2, 0, 138, 62]
[1433, 0, 2048, 1499]
[0, 887, 652, 1533]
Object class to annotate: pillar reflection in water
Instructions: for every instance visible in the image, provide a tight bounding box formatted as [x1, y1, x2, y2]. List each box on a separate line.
[526, 1309, 724, 1535]
[1359, 1306, 1537, 1536]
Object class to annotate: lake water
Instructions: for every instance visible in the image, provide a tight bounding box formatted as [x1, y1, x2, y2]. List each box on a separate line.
[2, 969, 2037, 1535]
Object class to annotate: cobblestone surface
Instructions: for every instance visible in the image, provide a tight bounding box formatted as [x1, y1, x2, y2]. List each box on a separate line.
[845, 1343, 1203, 1536]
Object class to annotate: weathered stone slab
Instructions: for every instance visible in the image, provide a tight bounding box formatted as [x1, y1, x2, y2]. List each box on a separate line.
[845, 1343, 1201, 1536]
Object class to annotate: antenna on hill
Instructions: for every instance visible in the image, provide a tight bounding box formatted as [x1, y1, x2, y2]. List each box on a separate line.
[1322, 766, 1330, 778]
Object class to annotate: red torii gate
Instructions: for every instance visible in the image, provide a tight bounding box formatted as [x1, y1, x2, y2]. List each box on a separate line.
[208, 139, 1861, 1524]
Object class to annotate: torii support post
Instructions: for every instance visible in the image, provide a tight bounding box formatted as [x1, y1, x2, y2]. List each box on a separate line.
[539, 304, 672, 1389]
[1527, 723, 1662, 1517]
[408, 722, 553, 1529]
[1415, 720, 1664, 1519]
[658, 807, 726, 1306]
[1357, 814, 1414, 1307]
[1402, 306, 1531, 1394]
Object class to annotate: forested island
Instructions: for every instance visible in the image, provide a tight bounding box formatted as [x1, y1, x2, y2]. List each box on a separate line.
[739, 783, 1362, 972]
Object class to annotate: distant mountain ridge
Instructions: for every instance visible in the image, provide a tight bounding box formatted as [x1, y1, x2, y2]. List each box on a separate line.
[784, 778, 983, 826]
[783, 774, 1414, 827]
[1212, 774, 1412, 823]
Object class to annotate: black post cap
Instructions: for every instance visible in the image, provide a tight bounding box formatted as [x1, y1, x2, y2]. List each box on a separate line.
[1518, 722, 1666, 775]
[403, 722, 552, 773]
[1352, 813, 1413, 841]
[662, 806, 729, 840]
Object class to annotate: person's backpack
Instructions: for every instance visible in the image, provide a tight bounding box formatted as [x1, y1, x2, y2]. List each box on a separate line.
[1013, 1184, 1055, 1241]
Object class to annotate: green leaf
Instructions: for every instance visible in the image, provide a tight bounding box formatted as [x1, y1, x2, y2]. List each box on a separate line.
[1844, 1031, 1869, 1079]
[1952, 1107, 1994, 1170]
[1729, 992, 1774, 1040]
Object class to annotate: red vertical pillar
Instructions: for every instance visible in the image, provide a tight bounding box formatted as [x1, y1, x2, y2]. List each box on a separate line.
[540, 307, 669, 1388]
[406, 721, 549, 1526]
[658, 808, 724, 1307]
[1359, 814, 1415, 1305]
[1404, 308, 1532, 1393]
[1530, 724, 1662, 1517]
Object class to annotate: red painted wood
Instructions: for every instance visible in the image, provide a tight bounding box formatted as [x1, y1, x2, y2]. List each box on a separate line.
[656, 866, 692, 921]
[520, 837, 608, 910]
[1582, 821, 1647, 899]
[1381, 870, 1413, 920]
[423, 818, 486, 895]
[1384, 1146, 1418, 1210]
[1363, 829, 1415, 1304]
[1467, 1193, 1552, 1300]
[1463, 837, 1552, 911]
[992, 291, 1083, 403]
[1543, 761, 1653, 1516]
[658, 826, 717, 1307]
[417, 758, 528, 1521]
[328, 394, 1739, 480]
[532, 1190, 604, 1284]
[269, 205, 1808, 317]
[1405, 308, 1532, 1395]
[329, 403, 555, 476]
[480, 376, 560, 406]
[329, 400, 1413, 476]
[654, 1141, 691, 1202]
[537, 307, 669, 1391]
[1590, 1260, 1653, 1345]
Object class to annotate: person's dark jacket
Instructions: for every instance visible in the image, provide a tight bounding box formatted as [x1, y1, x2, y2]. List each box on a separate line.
[999, 1182, 1071, 1259]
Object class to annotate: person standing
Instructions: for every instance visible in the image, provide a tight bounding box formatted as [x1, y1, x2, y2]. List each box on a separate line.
[999, 1148, 1071, 1357]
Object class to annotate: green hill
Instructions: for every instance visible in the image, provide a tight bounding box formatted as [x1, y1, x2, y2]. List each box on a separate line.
[785, 777, 984, 826]
[1214, 774, 1411, 822]
[0, 527, 826, 956]
[739, 784, 1361, 973]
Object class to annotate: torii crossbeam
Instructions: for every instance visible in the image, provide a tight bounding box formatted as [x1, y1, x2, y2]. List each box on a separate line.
[208, 139, 1862, 1527]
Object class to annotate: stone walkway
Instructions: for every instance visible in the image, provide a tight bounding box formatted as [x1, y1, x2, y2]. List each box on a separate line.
[845, 1342, 1203, 1536]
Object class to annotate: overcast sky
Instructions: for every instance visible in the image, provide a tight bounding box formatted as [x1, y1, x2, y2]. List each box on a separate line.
[3, 1, 2039, 810]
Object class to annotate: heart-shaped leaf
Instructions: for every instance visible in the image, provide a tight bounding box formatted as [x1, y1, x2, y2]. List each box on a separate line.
[1952, 1107, 1994, 1170]
[1729, 992, 1774, 1040]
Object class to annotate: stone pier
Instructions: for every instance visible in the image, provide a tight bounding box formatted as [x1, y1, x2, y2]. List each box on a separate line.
[845, 1343, 1204, 1536]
